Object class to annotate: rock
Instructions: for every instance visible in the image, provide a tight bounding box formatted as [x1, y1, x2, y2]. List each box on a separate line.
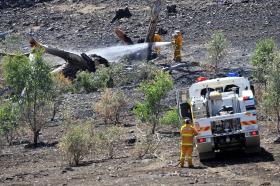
[125, 137, 136, 145]
[273, 137, 280, 144]
[111, 7, 132, 23]
[158, 27, 168, 35]
[22, 22, 30, 26]
[260, 182, 271, 186]
[167, 5, 177, 14]
[5, 177, 13, 181]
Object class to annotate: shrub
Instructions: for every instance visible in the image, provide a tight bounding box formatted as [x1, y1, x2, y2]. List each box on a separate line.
[207, 31, 228, 72]
[159, 109, 180, 126]
[95, 126, 125, 159]
[134, 71, 173, 134]
[52, 73, 72, 94]
[74, 67, 111, 93]
[263, 51, 280, 132]
[95, 88, 127, 124]
[59, 124, 91, 166]
[133, 132, 161, 159]
[136, 62, 158, 81]
[251, 38, 278, 86]
[0, 101, 19, 145]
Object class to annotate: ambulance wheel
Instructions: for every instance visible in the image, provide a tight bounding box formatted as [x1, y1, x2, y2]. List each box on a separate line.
[199, 151, 215, 161]
[245, 145, 261, 154]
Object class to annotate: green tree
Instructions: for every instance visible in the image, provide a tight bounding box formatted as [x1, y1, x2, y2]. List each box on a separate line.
[22, 50, 54, 145]
[0, 101, 20, 145]
[134, 71, 173, 134]
[207, 31, 228, 72]
[2, 50, 55, 146]
[251, 38, 278, 86]
[263, 52, 280, 132]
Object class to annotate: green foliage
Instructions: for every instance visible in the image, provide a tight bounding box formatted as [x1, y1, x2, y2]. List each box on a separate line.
[207, 31, 228, 72]
[74, 64, 126, 93]
[251, 38, 278, 84]
[134, 71, 173, 134]
[0, 101, 19, 145]
[59, 124, 91, 166]
[262, 51, 280, 132]
[2, 54, 30, 100]
[95, 88, 127, 124]
[159, 109, 180, 125]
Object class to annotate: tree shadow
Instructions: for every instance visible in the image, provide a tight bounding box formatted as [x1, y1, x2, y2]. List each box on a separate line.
[201, 147, 274, 168]
[75, 155, 129, 167]
[24, 141, 59, 149]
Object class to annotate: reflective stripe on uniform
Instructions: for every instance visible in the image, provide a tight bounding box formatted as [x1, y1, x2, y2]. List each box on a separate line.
[181, 134, 193, 137]
[181, 143, 193, 146]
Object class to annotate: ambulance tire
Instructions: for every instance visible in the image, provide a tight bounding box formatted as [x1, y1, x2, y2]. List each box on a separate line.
[245, 145, 261, 154]
[199, 151, 215, 161]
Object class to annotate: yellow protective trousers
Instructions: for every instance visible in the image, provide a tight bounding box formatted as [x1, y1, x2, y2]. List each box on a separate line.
[153, 34, 162, 54]
[174, 49, 181, 62]
[180, 145, 193, 167]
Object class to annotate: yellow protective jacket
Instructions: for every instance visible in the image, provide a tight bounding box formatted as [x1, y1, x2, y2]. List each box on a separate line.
[153, 34, 162, 42]
[176, 33, 183, 49]
[180, 124, 198, 146]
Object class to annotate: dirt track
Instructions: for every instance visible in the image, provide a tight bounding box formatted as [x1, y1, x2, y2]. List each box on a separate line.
[1, 0, 280, 185]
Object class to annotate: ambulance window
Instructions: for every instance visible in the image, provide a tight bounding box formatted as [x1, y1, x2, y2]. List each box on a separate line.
[224, 84, 239, 94]
[215, 87, 223, 93]
[201, 88, 214, 97]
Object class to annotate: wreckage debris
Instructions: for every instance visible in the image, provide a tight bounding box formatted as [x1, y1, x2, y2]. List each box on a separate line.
[167, 5, 177, 14]
[158, 27, 168, 35]
[111, 7, 132, 23]
[114, 28, 134, 45]
[29, 38, 109, 79]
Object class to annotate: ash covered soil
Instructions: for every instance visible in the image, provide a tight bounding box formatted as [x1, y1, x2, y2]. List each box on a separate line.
[1, 0, 280, 185]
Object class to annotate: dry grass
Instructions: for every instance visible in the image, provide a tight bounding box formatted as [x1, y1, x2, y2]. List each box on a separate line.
[95, 88, 128, 125]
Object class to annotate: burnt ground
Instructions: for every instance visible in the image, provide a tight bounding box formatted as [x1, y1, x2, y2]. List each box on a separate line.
[1, 0, 280, 185]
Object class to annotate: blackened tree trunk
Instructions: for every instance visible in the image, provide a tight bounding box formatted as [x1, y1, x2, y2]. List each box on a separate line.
[145, 0, 162, 60]
[33, 130, 40, 146]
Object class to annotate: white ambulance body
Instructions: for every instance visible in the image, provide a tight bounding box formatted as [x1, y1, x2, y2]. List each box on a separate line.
[177, 77, 260, 160]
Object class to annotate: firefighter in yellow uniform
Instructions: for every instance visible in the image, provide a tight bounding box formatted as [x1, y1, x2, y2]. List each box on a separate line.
[180, 118, 198, 168]
[153, 33, 162, 54]
[172, 30, 183, 62]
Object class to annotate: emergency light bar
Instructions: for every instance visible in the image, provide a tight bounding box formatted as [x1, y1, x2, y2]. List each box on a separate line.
[243, 96, 254, 101]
